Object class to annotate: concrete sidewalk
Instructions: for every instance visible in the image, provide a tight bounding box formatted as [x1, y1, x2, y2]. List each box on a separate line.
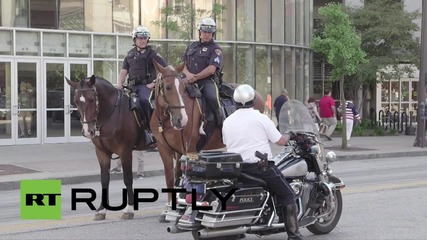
[1, 135, 426, 190]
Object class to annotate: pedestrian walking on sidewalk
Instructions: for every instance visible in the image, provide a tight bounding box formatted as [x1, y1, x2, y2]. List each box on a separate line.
[111, 151, 145, 179]
[339, 97, 361, 145]
[319, 89, 337, 140]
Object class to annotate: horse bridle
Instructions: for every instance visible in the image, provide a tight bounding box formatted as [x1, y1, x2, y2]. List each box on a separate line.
[157, 74, 186, 115]
[75, 86, 121, 137]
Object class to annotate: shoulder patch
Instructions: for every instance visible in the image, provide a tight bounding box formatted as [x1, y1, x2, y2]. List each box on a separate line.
[215, 49, 222, 56]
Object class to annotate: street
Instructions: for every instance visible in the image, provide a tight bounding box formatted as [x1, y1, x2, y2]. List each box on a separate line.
[1, 156, 427, 239]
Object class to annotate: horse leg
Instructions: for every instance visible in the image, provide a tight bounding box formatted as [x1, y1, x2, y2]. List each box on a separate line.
[120, 150, 135, 220]
[158, 144, 174, 223]
[174, 153, 182, 187]
[94, 148, 111, 221]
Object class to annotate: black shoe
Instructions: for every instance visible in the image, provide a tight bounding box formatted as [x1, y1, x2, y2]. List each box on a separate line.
[146, 143, 158, 152]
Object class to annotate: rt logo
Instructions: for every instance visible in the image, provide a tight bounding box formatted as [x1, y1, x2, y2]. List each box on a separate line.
[20, 180, 61, 220]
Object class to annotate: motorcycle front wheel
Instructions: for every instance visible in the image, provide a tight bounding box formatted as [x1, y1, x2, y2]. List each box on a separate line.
[306, 189, 343, 235]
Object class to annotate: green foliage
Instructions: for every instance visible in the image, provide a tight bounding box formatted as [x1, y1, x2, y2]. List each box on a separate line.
[312, 3, 367, 81]
[347, 0, 420, 87]
[151, 0, 226, 41]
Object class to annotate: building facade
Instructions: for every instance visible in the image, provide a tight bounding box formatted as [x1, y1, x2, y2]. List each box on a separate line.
[0, 0, 313, 145]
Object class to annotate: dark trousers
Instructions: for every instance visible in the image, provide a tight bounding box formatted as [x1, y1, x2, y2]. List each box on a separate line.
[242, 162, 296, 207]
[133, 84, 153, 128]
[198, 79, 220, 114]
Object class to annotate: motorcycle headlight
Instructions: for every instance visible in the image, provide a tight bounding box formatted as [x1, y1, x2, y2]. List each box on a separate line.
[325, 151, 337, 163]
[310, 145, 319, 154]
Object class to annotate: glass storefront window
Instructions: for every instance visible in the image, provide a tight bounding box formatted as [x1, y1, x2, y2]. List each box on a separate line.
[285, 47, 295, 98]
[69, 34, 91, 58]
[220, 43, 235, 84]
[236, 0, 254, 42]
[85, 1, 112, 32]
[43, 32, 66, 57]
[236, 44, 254, 85]
[295, 0, 304, 45]
[0, 30, 13, 55]
[272, 0, 285, 43]
[381, 81, 390, 102]
[295, 48, 303, 100]
[118, 35, 132, 59]
[164, 42, 187, 66]
[113, 0, 132, 33]
[94, 35, 116, 59]
[17, 62, 37, 139]
[402, 81, 409, 101]
[141, 0, 164, 38]
[16, 31, 40, 56]
[411, 81, 418, 101]
[390, 81, 400, 101]
[94, 61, 118, 85]
[285, 0, 296, 44]
[255, 1, 271, 43]
[0, 62, 11, 139]
[255, 46, 271, 102]
[216, 0, 235, 41]
[59, 0, 84, 31]
[30, 0, 58, 29]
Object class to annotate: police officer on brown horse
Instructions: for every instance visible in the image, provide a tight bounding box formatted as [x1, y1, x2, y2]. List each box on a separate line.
[180, 17, 224, 129]
[116, 26, 168, 147]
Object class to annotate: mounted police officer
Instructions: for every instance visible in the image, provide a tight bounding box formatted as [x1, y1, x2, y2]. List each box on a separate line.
[180, 17, 224, 128]
[116, 26, 168, 147]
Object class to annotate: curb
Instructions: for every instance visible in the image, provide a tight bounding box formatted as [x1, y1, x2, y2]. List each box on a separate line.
[0, 170, 165, 191]
[336, 150, 427, 161]
[1, 151, 426, 191]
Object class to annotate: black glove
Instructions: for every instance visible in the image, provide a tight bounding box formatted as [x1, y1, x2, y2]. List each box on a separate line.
[287, 131, 297, 140]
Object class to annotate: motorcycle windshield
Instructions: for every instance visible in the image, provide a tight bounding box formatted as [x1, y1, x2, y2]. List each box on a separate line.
[278, 99, 319, 135]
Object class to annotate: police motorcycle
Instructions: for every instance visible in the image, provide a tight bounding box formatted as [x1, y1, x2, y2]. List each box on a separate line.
[162, 99, 344, 239]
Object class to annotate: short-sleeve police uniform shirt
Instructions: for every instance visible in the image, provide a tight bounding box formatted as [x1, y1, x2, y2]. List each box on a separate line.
[222, 108, 282, 163]
[181, 41, 223, 75]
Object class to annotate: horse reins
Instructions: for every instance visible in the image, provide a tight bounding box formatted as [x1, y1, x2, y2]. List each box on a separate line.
[155, 74, 188, 154]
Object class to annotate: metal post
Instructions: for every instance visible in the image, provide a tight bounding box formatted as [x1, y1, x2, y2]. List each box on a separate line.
[414, 0, 427, 147]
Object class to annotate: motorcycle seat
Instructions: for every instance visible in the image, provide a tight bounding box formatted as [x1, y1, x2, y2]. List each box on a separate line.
[239, 172, 268, 189]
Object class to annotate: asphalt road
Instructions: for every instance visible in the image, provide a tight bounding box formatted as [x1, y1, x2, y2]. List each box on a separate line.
[1, 156, 427, 239]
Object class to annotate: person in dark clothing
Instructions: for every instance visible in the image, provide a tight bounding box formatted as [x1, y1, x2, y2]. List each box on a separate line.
[274, 88, 288, 130]
[179, 17, 224, 128]
[116, 26, 168, 147]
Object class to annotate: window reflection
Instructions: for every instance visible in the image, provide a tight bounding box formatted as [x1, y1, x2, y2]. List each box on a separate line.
[236, 0, 254, 41]
[256, 1, 270, 42]
[59, 0, 84, 30]
[236, 45, 254, 85]
[113, 0, 132, 33]
[272, 0, 285, 43]
[30, 0, 58, 29]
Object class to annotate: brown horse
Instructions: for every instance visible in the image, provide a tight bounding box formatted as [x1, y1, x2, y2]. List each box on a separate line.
[66, 75, 149, 221]
[151, 62, 265, 216]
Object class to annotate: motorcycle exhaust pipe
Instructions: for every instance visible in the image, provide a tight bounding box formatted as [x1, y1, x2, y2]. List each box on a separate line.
[166, 225, 185, 234]
[196, 227, 247, 238]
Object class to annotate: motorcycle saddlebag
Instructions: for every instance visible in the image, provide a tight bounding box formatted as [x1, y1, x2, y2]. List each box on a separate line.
[181, 152, 243, 179]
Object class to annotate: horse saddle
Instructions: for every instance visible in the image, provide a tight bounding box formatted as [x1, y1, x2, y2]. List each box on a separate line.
[185, 82, 236, 124]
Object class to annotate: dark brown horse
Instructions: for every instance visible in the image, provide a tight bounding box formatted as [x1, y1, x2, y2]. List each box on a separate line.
[151, 62, 265, 218]
[66, 75, 149, 221]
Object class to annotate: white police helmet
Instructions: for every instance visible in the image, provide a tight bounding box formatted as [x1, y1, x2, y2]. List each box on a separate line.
[132, 26, 150, 39]
[198, 18, 216, 33]
[233, 84, 255, 108]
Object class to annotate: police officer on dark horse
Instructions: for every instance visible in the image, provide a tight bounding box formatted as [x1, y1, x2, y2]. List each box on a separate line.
[116, 25, 168, 148]
[177, 17, 224, 142]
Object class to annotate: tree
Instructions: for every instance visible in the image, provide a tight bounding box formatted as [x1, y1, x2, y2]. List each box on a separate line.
[347, 0, 420, 116]
[151, 0, 226, 65]
[312, 3, 367, 149]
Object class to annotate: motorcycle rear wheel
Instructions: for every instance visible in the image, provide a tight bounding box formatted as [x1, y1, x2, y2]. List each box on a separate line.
[306, 189, 343, 235]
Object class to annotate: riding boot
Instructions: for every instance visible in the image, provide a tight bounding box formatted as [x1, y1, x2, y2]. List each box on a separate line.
[215, 108, 224, 128]
[284, 204, 304, 240]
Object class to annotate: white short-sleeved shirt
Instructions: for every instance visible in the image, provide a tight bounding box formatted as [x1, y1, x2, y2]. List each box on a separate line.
[222, 108, 282, 163]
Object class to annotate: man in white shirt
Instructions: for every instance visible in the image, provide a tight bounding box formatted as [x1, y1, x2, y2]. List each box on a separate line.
[222, 84, 303, 240]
